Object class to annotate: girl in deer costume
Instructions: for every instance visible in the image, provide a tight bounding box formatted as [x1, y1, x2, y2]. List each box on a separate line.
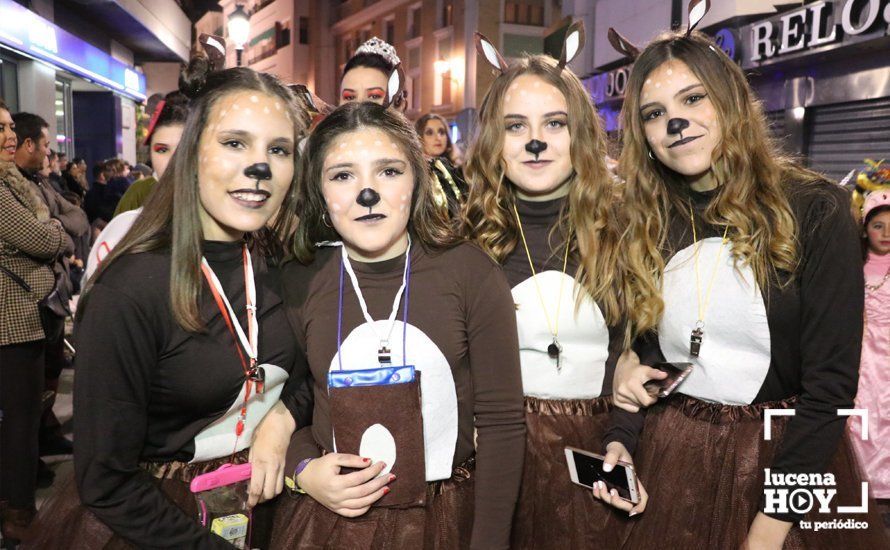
[600, 1, 888, 547]
[269, 69, 525, 550]
[463, 22, 638, 548]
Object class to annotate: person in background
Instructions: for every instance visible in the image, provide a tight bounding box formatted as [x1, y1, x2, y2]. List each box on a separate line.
[46, 150, 64, 195]
[84, 159, 121, 224]
[0, 98, 68, 545]
[339, 37, 406, 111]
[61, 157, 88, 198]
[131, 163, 152, 180]
[57, 152, 68, 173]
[85, 92, 191, 283]
[415, 113, 467, 218]
[12, 112, 88, 468]
[104, 158, 131, 197]
[114, 91, 190, 217]
[849, 163, 890, 531]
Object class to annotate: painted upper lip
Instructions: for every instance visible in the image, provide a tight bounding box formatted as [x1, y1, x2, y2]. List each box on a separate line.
[356, 213, 386, 221]
[668, 135, 703, 148]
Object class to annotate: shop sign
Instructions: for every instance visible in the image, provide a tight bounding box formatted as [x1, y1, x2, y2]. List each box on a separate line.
[0, 0, 146, 100]
[747, 0, 890, 65]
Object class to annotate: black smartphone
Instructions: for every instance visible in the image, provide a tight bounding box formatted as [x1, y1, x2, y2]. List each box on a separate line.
[564, 446, 640, 504]
[643, 361, 694, 398]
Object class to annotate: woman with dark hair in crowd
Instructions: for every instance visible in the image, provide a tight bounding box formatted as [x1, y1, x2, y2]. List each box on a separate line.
[415, 113, 467, 218]
[339, 37, 406, 111]
[61, 157, 88, 197]
[24, 40, 313, 549]
[270, 97, 525, 549]
[0, 98, 68, 545]
[115, 91, 190, 216]
[599, 9, 888, 546]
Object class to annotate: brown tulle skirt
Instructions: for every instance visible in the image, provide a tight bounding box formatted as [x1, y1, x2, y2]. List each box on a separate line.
[22, 450, 274, 549]
[511, 395, 630, 549]
[270, 458, 475, 549]
[611, 396, 889, 549]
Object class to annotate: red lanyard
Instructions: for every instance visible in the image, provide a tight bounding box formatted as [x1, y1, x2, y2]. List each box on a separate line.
[200, 244, 262, 440]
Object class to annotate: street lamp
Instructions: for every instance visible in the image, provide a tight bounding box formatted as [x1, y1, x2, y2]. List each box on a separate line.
[434, 57, 452, 75]
[227, 4, 250, 66]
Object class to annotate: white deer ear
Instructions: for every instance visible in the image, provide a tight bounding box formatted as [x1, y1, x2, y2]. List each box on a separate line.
[558, 20, 585, 69]
[199, 33, 227, 70]
[385, 64, 405, 108]
[686, 0, 711, 36]
[474, 32, 508, 73]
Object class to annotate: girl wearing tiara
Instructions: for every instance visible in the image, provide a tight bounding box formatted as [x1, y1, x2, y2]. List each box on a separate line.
[24, 38, 312, 549]
[600, 2, 888, 547]
[270, 84, 524, 549]
[462, 23, 637, 548]
[340, 37, 405, 110]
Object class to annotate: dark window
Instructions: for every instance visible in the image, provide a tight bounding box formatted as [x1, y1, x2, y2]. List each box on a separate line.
[408, 6, 421, 39]
[299, 17, 309, 44]
[441, 1, 453, 27]
[385, 19, 395, 44]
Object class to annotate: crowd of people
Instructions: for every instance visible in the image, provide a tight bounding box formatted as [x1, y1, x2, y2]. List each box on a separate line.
[1, 2, 889, 548]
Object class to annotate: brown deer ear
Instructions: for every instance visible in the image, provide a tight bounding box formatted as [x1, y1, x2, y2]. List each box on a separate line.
[384, 64, 406, 108]
[199, 33, 227, 70]
[289, 84, 318, 114]
[686, 0, 711, 37]
[607, 28, 640, 60]
[558, 20, 585, 69]
[474, 32, 508, 73]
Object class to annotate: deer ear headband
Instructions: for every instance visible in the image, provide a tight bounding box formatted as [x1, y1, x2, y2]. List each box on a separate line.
[474, 19, 586, 75]
[198, 33, 227, 71]
[608, 0, 711, 61]
[383, 64, 407, 109]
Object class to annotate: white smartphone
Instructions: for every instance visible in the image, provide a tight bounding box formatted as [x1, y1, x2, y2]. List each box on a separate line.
[564, 446, 640, 504]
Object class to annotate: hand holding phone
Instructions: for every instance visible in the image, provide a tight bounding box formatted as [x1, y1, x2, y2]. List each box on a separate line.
[565, 446, 640, 504]
[643, 362, 694, 398]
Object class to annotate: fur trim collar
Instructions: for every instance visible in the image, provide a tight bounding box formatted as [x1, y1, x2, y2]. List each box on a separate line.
[0, 161, 50, 222]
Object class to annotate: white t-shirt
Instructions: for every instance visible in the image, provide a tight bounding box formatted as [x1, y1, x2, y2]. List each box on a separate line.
[84, 208, 142, 281]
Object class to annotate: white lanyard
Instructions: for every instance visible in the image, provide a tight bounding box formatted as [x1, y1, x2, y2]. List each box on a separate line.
[201, 246, 258, 364]
[339, 235, 411, 357]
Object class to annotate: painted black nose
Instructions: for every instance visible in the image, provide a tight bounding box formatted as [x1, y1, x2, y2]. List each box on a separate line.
[244, 162, 272, 181]
[525, 139, 548, 157]
[356, 188, 381, 208]
[666, 118, 690, 135]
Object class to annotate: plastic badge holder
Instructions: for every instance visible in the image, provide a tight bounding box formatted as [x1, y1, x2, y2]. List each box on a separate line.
[190, 463, 253, 549]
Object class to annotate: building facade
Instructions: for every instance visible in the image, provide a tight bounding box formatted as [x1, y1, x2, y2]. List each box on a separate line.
[0, 0, 190, 168]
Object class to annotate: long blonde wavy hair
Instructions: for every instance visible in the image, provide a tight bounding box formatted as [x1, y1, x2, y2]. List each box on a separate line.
[461, 55, 622, 326]
[618, 31, 824, 342]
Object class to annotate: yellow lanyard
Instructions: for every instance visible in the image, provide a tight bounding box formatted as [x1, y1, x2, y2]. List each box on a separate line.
[512, 202, 572, 369]
[688, 203, 729, 356]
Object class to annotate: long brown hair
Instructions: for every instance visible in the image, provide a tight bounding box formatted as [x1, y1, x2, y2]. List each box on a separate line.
[461, 54, 623, 325]
[85, 66, 305, 332]
[277, 101, 459, 263]
[617, 31, 823, 342]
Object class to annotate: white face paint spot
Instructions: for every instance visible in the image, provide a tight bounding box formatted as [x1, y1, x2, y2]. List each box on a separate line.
[275, 102, 282, 110]
[232, 103, 240, 110]
[244, 108, 252, 116]
[645, 79, 652, 85]
[374, 140, 383, 147]
[263, 106, 270, 114]
[390, 142, 398, 149]
[519, 89, 528, 96]
[399, 203, 407, 213]
[359, 424, 396, 478]
[219, 110, 228, 117]
[655, 82, 661, 88]
[331, 202, 341, 211]
[505, 94, 512, 102]
[340, 142, 348, 148]
[533, 80, 541, 88]
[355, 140, 363, 146]
[400, 194, 408, 201]
[667, 68, 673, 76]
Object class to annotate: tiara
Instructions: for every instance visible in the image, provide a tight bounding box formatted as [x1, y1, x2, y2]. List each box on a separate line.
[354, 37, 400, 66]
